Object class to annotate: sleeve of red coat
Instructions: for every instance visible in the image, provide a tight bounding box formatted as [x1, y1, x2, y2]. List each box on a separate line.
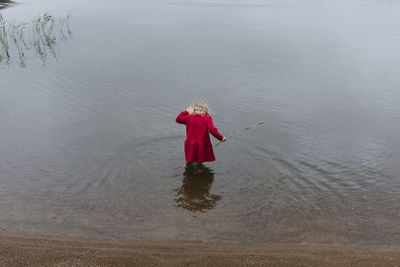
[207, 116, 224, 141]
[176, 110, 189, 124]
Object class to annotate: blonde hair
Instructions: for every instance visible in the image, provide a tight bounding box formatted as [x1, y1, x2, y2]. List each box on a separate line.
[187, 100, 209, 115]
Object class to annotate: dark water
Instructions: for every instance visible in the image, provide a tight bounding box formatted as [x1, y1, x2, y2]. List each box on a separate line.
[1, 0, 400, 246]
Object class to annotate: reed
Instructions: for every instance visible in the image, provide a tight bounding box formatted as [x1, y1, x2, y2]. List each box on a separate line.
[9, 21, 27, 66]
[0, 13, 71, 66]
[0, 14, 10, 63]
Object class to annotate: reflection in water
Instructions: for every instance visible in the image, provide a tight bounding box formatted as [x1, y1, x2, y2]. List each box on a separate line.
[0, 13, 71, 66]
[174, 164, 221, 212]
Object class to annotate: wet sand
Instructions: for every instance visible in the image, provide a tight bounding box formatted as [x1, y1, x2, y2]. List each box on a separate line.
[1, 233, 399, 266]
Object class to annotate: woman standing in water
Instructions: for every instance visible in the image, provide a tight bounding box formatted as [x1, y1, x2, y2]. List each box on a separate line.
[176, 101, 226, 172]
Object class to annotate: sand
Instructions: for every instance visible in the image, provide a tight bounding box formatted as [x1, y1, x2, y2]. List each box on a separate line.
[0, 233, 399, 266]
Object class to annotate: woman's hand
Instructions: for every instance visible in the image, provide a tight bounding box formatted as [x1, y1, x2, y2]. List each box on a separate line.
[222, 137, 227, 142]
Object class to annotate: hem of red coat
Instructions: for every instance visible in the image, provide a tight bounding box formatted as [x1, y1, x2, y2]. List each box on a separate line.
[185, 159, 216, 163]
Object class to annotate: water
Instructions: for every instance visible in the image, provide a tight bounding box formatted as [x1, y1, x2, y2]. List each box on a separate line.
[1, 0, 400, 246]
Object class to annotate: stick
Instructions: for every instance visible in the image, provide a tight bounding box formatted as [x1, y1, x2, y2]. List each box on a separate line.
[215, 121, 264, 147]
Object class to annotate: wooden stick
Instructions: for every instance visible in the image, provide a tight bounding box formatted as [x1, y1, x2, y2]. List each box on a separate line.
[215, 121, 264, 147]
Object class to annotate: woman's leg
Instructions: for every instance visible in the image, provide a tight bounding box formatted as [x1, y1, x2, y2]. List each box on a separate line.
[186, 161, 203, 174]
[193, 162, 203, 174]
[186, 162, 193, 171]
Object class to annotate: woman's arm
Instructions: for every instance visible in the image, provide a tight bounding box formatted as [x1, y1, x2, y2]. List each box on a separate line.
[207, 116, 224, 141]
[176, 110, 189, 124]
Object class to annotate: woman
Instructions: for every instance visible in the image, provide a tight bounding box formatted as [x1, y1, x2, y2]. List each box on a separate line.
[176, 101, 227, 168]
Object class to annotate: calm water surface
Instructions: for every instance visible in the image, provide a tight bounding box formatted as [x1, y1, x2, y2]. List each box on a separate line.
[1, 0, 400, 246]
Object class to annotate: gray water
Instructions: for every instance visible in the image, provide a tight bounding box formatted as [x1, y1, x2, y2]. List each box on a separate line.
[1, 0, 400, 246]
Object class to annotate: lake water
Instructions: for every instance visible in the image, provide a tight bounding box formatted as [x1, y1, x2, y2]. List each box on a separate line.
[1, 0, 400, 246]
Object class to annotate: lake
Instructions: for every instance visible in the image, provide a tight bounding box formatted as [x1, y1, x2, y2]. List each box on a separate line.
[1, 0, 400, 246]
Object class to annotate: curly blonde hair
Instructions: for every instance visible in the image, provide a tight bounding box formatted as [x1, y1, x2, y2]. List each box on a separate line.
[187, 100, 209, 115]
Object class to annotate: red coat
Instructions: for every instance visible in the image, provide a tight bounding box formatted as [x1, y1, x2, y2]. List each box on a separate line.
[176, 111, 224, 163]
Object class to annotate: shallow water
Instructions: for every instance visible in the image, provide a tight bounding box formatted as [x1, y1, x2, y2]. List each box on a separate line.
[1, 0, 400, 245]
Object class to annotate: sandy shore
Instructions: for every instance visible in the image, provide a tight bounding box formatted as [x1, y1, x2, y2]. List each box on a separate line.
[0, 233, 399, 266]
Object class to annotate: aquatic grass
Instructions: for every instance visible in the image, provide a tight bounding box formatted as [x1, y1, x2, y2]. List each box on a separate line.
[0, 13, 72, 66]
[0, 14, 10, 63]
[9, 21, 27, 66]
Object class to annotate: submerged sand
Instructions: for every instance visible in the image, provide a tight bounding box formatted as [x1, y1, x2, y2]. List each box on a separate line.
[1, 233, 399, 266]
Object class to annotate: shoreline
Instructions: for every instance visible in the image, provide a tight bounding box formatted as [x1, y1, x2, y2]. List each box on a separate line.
[1, 233, 400, 266]
[0, 0, 15, 9]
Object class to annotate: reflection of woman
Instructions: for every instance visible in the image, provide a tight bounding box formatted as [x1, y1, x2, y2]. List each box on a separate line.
[174, 164, 221, 212]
